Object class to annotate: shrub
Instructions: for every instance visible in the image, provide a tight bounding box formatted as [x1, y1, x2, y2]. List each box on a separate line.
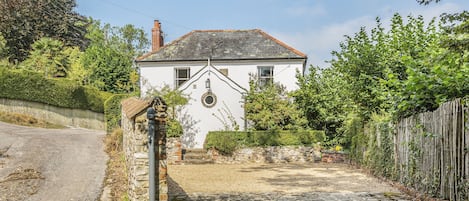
[204, 130, 325, 154]
[167, 119, 183, 138]
[104, 94, 130, 133]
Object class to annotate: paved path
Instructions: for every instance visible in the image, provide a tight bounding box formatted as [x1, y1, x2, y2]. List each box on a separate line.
[0, 122, 107, 201]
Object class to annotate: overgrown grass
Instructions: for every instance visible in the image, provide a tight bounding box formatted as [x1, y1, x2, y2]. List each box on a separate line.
[0, 111, 65, 129]
[103, 128, 128, 200]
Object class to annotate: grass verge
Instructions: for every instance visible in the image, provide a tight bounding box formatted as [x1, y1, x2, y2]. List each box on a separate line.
[0, 111, 65, 129]
[103, 128, 129, 200]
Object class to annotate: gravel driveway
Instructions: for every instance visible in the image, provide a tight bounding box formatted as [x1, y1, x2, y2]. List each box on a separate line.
[168, 163, 411, 200]
[0, 121, 107, 201]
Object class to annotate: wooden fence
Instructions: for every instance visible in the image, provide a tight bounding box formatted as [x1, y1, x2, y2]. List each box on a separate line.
[395, 99, 468, 200]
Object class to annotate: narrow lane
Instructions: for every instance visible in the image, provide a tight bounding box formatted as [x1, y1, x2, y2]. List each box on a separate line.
[0, 122, 107, 201]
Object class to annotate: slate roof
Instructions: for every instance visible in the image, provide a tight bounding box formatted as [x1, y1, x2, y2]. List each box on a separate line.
[137, 29, 307, 62]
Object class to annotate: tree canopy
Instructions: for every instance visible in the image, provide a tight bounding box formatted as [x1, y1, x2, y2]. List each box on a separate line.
[80, 20, 148, 93]
[0, 0, 87, 62]
[294, 12, 468, 146]
[245, 80, 307, 131]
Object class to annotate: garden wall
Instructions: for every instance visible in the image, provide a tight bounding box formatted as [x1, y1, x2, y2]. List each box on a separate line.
[0, 98, 104, 130]
[207, 146, 322, 164]
[121, 97, 168, 201]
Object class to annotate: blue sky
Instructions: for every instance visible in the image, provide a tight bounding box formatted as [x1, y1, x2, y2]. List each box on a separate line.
[75, 0, 468, 68]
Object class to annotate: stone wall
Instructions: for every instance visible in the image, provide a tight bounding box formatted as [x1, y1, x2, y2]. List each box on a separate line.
[321, 151, 348, 163]
[167, 138, 182, 164]
[207, 146, 322, 164]
[122, 109, 169, 201]
[0, 98, 104, 130]
[122, 112, 149, 201]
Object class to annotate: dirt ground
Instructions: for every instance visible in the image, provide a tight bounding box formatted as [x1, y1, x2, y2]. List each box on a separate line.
[168, 163, 402, 195]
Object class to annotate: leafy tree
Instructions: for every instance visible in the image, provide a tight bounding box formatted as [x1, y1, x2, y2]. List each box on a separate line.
[292, 66, 351, 141]
[145, 84, 189, 119]
[20, 38, 72, 78]
[331, 14, 441, 119]
[245, 80, 307, 131]
[0, 0, 87, 62]
[416, 0, 441, 5]
[81, 20, 149, 93]
[0, 35, 10, 67]
[145, 84, 189, 137]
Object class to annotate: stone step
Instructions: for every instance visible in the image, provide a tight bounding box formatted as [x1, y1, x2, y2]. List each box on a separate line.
[182, 159, 214, 165]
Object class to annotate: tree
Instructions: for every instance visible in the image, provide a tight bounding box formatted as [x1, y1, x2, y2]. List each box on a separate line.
[20, 38, 71, 78]
[330, 14, 441, 119]
[292, 66, 351, 141]
[0, 0, 87, 62]
[145, 85, 189, 119]
[145, 84, 189, 137]
[81, 20, 149, 93]
[245, 80, 307, 131]
[416, 0, 441, 5]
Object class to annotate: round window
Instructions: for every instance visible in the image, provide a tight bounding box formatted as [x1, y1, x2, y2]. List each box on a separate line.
[201, 92, 217, 108]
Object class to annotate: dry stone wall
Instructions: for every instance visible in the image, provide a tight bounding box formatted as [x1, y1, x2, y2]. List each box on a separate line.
[122, 110, 169, 201]
[122, 112, 149, 201]
[208, 146, 322, 164]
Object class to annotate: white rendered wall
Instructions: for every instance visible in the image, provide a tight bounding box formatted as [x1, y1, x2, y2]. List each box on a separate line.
[176, 68, 245, 148]
[138, 59, 305, 148]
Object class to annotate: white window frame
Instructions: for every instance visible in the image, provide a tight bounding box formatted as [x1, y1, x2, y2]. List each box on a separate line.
[258, 66, 274, 87]
[175, 67, 190, 88]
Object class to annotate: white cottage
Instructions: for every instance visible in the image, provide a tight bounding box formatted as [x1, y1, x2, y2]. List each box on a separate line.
[136, 20, 307, 148]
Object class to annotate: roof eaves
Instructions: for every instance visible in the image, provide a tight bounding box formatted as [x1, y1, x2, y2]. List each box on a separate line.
[136, 57, 307, 63]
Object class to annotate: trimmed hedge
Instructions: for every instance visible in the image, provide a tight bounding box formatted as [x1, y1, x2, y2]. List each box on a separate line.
[104, 94, 130, 133]
[0, 68, 112, 113]
[204, 130, 325, 154]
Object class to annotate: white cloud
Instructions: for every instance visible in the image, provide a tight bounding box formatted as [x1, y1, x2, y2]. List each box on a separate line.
[272, 16, 376, 68]
[406, 2, 464, 20]
[286, 4, 327, 17]
[272, 1, 467, 69]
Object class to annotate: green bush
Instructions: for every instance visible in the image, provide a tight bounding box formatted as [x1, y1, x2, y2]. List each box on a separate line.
[204, 131, 242, 155]
[0, 68, 111, 112]
[104, 94, 130, 133]
[167, 119, 183, 138]
[204, 130, 325, 154]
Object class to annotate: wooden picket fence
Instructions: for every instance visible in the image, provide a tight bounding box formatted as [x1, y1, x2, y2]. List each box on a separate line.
[395, 98, 468, 200]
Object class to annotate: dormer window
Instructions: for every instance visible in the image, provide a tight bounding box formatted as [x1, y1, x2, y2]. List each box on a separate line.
[258, 66, 273, 87]
[175, 68, 190, 88]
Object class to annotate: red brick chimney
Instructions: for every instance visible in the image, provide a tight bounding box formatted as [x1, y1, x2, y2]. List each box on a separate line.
[152, 20, 164, 52]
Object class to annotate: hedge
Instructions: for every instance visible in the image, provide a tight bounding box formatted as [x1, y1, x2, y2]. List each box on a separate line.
[204, 130, 325, 154]
[0, 68, 112, 113]
[104, 94, 131, 133]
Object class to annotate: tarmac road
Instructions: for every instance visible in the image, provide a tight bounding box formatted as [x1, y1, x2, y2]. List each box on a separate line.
[0, 121, 107, 201]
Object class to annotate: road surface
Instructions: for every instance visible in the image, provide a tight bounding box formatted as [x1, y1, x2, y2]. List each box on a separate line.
[0, 121, 107, 201]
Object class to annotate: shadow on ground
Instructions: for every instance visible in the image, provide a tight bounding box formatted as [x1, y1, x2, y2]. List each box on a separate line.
[168, 175, 189, 201]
